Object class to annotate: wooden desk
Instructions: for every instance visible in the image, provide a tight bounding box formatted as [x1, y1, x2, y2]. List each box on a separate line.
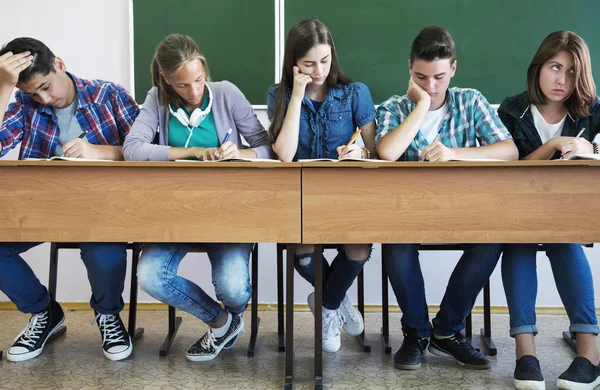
[0, 160, 302, 384]
[301, 160, 600, 388]
[302, 160, 600, 244]
[0, 161, 302, 243]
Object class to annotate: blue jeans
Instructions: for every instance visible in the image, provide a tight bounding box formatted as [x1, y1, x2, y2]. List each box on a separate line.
[501, 243, 599, 337]
[295, 245, 371, 310]
[137, 243, 253, 324]
[383, 244, 502, 338]
[0, 242, 127, 314]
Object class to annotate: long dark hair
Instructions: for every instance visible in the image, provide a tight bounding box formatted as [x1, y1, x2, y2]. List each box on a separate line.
[527, 31, 596, 118]
[268, 19, 351, 141]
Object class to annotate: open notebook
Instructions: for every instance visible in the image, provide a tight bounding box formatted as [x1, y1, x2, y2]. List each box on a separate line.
[24, 156, 111, 162]
[564, 154, 600, 161]
[299, 158, 391, 163]
[175, 158, 281, 162]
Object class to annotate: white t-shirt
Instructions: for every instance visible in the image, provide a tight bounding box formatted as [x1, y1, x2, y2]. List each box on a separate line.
[531, 105, 566, 144]
[420, 103, 448, 143]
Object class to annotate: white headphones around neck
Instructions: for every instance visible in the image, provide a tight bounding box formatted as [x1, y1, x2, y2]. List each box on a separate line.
[168, 84, 213, 147]
[169, 83, 213, 128]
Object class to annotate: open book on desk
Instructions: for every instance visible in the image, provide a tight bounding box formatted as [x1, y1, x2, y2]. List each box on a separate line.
[24, 156, 111, 162]
[175, 158, 281, 162]
[564, 154, 600, 160]
[299, 158, 391, 163]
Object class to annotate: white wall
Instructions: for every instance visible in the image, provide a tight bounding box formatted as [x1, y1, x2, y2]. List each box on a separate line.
[1, 0, 598, 309]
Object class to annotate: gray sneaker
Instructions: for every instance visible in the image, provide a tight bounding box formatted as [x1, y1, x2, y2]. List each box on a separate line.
[186, 315, 244, 361]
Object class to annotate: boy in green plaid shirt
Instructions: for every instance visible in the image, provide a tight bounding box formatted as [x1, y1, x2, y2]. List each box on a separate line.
[375, 26, 517, 371]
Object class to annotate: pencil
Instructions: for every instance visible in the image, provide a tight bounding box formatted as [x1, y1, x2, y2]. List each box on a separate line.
[338, 129, 362, 159]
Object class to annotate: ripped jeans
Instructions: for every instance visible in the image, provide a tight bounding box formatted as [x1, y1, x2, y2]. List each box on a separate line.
[294, 245, 371, 310]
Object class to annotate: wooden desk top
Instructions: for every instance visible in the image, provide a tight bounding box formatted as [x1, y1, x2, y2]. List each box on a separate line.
[302, 161, 600, 244]
[0, 162, 302, 243]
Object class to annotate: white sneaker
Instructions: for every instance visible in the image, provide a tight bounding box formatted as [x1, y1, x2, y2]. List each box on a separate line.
[308, 293, 343, 352]
[322, 307, 342, 353]
[337, 295, 364, 336]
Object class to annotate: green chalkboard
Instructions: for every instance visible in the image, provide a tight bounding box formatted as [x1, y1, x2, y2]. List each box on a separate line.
[133, 0, 275, 105]
[285, 0, 600, 104]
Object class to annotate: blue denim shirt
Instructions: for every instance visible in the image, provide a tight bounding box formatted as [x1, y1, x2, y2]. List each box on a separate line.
[498, 91, 600, 159]
[267, 82, 376, 160]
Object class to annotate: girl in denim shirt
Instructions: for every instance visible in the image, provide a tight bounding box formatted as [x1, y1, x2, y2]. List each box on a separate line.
[267, 18, 376, 353]
[498, 31, 600, 390]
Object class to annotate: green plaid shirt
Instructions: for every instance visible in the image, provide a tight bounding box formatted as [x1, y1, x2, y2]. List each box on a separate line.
[376, 88, 512, 161]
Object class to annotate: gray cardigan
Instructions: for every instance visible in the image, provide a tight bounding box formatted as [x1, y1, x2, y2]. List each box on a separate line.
[122, 81, 272, 161]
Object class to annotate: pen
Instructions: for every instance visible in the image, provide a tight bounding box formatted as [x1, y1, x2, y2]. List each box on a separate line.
[338, 128, 362, 159]
[61, 132, 87, 157]
[215, 128, 232, 160]
[560, 128, 586, 159]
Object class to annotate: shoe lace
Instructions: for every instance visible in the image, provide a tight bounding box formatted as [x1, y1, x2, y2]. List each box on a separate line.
[200, 329, 217, 351]
[338, 301, 360, 326]
[450, 334, 476, 351]
[323, 311, 342, 340]
[17, 311, 49, 347]
[92, 314, 125, 346]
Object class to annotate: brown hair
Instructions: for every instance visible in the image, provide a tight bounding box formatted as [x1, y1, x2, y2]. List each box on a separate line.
[527, 31, 596, 118]
[151, 34, 211, 107]
[409, 26, 456, 65]
[268, 19, 351, 142]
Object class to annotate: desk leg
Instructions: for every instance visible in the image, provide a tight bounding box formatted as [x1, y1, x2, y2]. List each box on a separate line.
[277, 244, 285, 352]
[381, 261, 392, 354]
[314, 245, 323, 390]
[128, 245, 145, 343]
[356, 270, 371, 352]
[478, 281, 497, 356]
[247, 246, 260, 358]
[562, 331, 577, 351]
[159, 306, 182, 357]
[284, 245, 295, 389]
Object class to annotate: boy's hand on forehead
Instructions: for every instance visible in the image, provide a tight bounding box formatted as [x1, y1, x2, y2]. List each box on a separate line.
[407, 76, 430, 108]
[0, 51, 34, 90]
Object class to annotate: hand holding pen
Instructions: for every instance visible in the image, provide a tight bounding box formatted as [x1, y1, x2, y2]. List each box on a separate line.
[215, 128, 236, 160]
[337, 129, 362, 159]
[559, 127, 591, 159]
[61, 132, 92, 158]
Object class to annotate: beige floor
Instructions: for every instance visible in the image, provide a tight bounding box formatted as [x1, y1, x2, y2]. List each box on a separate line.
[0, 310, 597, 390]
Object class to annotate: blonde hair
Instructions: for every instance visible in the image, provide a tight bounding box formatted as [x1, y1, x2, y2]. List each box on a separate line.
[151, 34, 211, 107]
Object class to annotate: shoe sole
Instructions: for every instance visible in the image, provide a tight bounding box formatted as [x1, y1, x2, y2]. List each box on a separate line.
[186, 318, 245, 362]
[103, 336, 133, 361]
[7, 315, 66, 362]
[394, 361, 422, 370]
[427, 344, 491, 370]
[514, 378, 546, 390]
[557, 376, 600, 390]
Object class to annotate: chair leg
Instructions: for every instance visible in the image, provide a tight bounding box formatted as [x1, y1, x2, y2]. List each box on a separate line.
[479, 280, 497, 356]
[277, 244, 285, 352]
[160, 305, 182, 356]
[47, 243, 67, 342]
[247, 244, 260, 357]
[48, 243, 59, 298]
[128, 243, 145, 342]
[356, 270, 371, 352]
[381, 260, 391, 354]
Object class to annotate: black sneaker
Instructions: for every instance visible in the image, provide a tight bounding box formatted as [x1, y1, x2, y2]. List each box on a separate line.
[223, 314, 242, 350]
[514, 355, 545, 390]
[93, 313, 132, 361]
[428, 332, 491, 369]
[186, 314, 244, 361]
[557, 357, 600, 390]
[7, 299, 65, 362]
[393, 331, 429, 370]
